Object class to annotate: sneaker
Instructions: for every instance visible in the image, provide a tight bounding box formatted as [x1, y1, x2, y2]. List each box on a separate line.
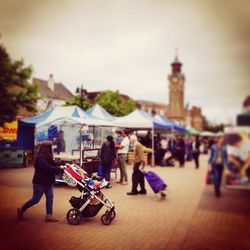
[127, 191, 138, 195]
[121, 181, 128, 185]
[45, 215, 59, 222]
[106, 185, 112, 189]
[17, 207, 23, 221]
[138, 190, 147, 194]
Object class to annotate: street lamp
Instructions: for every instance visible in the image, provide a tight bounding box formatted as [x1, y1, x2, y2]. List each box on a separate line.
[75, 85, 87, 109]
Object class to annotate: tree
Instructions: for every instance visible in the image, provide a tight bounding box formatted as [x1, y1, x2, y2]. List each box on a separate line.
[203, 119, 225, 133]
[0, 44, 39, 127]
[95, 90, 136, 116]
[65, 95, 92, 110]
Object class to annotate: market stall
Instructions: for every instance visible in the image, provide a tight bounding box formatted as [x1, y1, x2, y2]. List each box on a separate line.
[17, 105, 114, 166]
[113, 109, 172, 165]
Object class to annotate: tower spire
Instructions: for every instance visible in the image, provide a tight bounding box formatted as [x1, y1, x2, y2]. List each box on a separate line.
[171, 49, 182, 74]
[174, 47, 179, 62]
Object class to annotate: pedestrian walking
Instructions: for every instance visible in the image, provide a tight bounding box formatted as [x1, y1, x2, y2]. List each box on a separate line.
[127, 135, 147, 195]
[208, 136, 227, 197]
[116, 131, 130, 185]
[100, 135, 116, 189]
[17, 141, 65, 222]
[174, 136, 185, 167]
[191, 136, 200, 168]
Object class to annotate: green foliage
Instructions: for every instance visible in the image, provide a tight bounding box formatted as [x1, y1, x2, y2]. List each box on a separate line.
[204, 120, 225, 133]
[95, 90, 136, 116]
[65, 95, 92, 110]
[0, 44, 39, 126]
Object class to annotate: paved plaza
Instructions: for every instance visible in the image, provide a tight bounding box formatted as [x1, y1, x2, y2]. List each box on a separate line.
[0, 155, 250, 250]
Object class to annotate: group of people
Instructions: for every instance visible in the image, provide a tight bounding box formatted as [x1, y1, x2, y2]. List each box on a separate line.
[99, 131, 146, 195]
[154, 135, 201, 169]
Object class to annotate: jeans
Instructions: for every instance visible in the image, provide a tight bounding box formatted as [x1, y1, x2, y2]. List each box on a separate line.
[21, 184, 54, 215]
[118, 154, 128, 182]
[132, 162, 145, 192]
[212, 164, 224, 197]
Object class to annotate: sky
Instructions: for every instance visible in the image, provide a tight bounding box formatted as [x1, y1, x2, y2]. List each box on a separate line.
[0, 0, 249, 124]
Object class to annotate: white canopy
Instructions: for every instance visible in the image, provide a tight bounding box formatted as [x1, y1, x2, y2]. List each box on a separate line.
[86, 104, 116, 121]
[113, 109, 167, 129]
[200, 131, 216, 137]
[31, 106, 113, 128]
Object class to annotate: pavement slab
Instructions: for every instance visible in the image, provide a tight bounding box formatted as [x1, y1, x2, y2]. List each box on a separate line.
[0, 155, 249, 250]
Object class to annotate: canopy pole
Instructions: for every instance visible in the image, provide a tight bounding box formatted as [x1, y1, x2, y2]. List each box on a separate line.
[80, 125, 83, 167]
[151, 126, 155, 167]
[171, 126, 174, 150]
[93, 126, 95, 149]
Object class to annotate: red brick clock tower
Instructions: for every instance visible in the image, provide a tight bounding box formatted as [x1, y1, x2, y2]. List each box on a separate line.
[167, 55, 185, 125]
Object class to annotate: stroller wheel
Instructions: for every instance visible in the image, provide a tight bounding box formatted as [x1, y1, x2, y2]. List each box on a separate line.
[109, 210, 116, 219]
[101, 213, 112, 225]
[67, 208, 81, 225]
[106, 209, 116, 219]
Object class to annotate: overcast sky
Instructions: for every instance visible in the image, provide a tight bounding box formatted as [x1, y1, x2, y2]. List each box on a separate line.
[0, 0, 249, 124]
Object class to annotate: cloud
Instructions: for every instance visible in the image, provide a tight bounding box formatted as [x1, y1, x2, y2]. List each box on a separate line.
[0, 0, 249, 124]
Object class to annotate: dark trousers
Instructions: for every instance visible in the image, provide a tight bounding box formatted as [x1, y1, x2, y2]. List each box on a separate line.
[102, 161, 113, 182]
[212, 164, 224, 197]
[192, 152, 200, 168]
[176, 151, 185, 167]
[21, 184, 54, 215]
[132, 162, 145, 192]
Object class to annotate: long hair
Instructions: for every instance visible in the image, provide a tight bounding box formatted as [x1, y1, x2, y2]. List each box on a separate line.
[107, 135, 115, 151]
[34, 141, 53, 161]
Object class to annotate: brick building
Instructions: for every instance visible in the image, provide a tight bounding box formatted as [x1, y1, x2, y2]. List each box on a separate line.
[136, 100, 168, 116]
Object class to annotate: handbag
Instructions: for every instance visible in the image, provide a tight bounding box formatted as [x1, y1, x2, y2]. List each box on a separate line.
[205, 168, 215, 185]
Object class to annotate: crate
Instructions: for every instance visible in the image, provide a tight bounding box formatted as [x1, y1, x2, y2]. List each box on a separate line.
[0, 147, 26, 168]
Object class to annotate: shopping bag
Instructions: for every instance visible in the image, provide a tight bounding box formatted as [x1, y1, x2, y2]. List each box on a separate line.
[206, 168, 214, 185]
[144, 171, 167, 193]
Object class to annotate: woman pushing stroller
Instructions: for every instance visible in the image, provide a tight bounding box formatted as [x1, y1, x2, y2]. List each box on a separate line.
[17, 141, 65, 222]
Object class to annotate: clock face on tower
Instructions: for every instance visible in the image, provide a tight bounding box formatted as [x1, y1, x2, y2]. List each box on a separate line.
[172, 76, 179, 83]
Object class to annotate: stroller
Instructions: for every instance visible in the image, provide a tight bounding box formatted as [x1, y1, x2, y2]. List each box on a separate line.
[144, 171, 167, 199]
[62, 163, 116, 225]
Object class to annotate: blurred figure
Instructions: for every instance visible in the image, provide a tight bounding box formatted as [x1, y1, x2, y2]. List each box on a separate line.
[191, 136, 201, 168]
[226, 133, 250, 180]
[144, 131, 152, 148]
[185, 137, 193, 161]
[115, 130, 123, 145]
[174, 136, 185, 167]
[54, 130, 65, 154]
[127, 135, 146, 195]
[162, 150, 175, 167]
[116, 130, 130, 185]
[208, 136, 227, 197]
[100, 136, 116, 189]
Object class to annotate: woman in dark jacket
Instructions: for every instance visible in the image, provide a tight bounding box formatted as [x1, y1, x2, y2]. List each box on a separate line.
[100, 136, 116, 188]
[17, 141, 65, 221]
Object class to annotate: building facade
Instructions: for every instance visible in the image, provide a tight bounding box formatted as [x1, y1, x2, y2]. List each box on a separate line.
[185, 106, 205, 131]
[33, 74, 74, 113]
[136, 100, 168, 116]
